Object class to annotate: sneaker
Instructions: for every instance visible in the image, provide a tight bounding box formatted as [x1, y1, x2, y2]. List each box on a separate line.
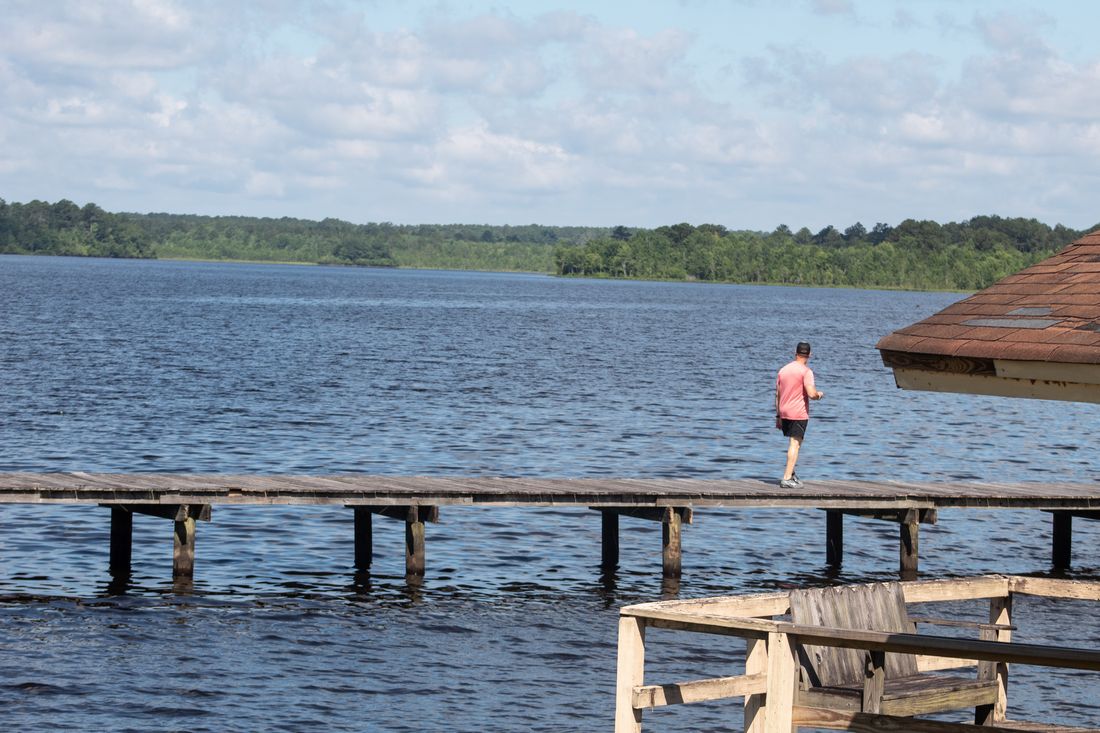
[792, 473, 804, 487]
[779, 477, 799, 489]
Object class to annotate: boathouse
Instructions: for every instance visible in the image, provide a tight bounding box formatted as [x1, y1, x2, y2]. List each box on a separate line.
[877, 229, 1100, 402]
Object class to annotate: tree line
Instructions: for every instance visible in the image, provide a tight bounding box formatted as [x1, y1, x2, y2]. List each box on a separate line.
[553, 218, 1091, 290]
[0, 199, 153, 259]
[0, 199, 605, 268]
[124, 213, 606, 269]
[1, 197, 1093, 290]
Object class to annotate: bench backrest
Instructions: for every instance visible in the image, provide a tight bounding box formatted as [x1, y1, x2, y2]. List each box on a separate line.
[789, 582, 918, 687]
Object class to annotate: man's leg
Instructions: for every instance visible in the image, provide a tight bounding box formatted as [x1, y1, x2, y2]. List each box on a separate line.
[783, 436, 802, 480]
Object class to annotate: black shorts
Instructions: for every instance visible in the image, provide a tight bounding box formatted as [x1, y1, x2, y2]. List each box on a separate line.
[781, 419, 808, 439]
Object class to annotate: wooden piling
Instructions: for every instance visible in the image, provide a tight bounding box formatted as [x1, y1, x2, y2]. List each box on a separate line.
[601, 510, 619, 570]
[825, 510, 843, 566]
[173, 513, 196, 578]
[109, 506, 133, 575]
[353, 506, 372, 570]
[603, 506, 690, 578]
[405, 506, 425, 577]
[900, 510, 919, 579]
[105, 503, 209, 580]
[662, 508, 682, 579]
[835, 508, 933, 579]
[360, 505, 436, 577]
[1053, 511, 1072, 570]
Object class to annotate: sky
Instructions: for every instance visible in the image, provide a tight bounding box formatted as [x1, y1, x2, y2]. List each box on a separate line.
[3, 0, 1100, 231]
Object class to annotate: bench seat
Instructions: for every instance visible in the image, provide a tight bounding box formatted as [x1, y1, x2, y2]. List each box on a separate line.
[799, 672, 999, 717]
[997, 721, 1100, 733]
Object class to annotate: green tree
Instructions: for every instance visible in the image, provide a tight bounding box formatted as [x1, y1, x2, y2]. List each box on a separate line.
[843, 222, 867, 242]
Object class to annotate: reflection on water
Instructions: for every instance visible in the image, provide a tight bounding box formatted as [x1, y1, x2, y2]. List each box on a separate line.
[0, 257, 1099, 731]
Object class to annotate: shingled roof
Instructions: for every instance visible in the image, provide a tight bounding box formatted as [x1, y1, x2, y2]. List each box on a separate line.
[876, 230, 1100, 402]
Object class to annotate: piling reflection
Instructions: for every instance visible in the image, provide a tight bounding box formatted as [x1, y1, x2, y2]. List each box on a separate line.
[659, 576, 680, 599]
[105, 572, 131, 596]
[596, 566, 619, 607]
[349, 569, 372, 598]
[171, 577, 195, 595]
[401, 576, 424, 604]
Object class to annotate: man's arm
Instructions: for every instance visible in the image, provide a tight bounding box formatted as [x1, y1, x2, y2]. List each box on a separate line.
[805, 372, 824, 400]
[775, 385, 783, 428]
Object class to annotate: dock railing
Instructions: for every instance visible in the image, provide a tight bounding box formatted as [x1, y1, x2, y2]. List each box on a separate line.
[615, 575, 1100, 733]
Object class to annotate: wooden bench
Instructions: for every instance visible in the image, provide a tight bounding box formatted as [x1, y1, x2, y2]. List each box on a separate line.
[790, 582, 1001, 721]
[615, 575, 1100, 733]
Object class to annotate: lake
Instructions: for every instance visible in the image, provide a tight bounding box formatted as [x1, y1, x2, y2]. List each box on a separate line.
[0, 256, 1098, 731]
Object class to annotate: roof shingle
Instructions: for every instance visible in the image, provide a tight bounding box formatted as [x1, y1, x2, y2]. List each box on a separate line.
[876, 231, 1100, 365]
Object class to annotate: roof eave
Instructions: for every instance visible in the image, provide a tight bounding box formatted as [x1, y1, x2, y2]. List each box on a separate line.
[879, 349, 1100, 403]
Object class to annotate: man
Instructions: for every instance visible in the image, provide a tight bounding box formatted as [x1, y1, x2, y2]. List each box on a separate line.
[775, 342, 824, 489]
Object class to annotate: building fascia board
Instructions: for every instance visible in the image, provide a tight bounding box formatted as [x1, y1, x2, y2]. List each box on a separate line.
[994, 359, 1100, 385]
[891, 367, 1100, 404]
[879, 350, 995, 376]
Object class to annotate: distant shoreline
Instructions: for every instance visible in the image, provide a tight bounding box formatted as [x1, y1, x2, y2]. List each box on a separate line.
[3, 200, 1079, 291]
[2, 251, 973, 292]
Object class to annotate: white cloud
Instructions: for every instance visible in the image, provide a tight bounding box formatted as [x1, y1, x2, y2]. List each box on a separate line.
[0, 2, 783, 221]
[1, 0, 209, 72]
[577, 27, 694, 94]
[245, 171, 286, 197]
[744, 47, 942, 116]
[972, 10, 1053, 55]
[892, 8, 919, 30]
[810, 0, 854, 17]
[897, 111, 950, 144]
[93, 170, 139, 191]
[2, 1, 1100, 229]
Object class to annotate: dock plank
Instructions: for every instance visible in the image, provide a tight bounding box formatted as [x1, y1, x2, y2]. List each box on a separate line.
[3, 474, 1100, 510]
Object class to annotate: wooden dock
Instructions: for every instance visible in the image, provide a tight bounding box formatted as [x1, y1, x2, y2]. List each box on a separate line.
[2, 472, 1100, 583]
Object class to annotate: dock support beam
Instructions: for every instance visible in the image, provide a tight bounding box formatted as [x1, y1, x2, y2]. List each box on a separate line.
[102, 504, 210, 581]
[353, 507, 373, 570]
[825, 510, 843, 566]
[601, 510, 619, 570]
[353, 505, 437, 577]
[662, 510, 682, 579]
[826, 508, 935, 578]
[174, 514, 196, 578]
[899, 515, 919, 579]
[595, 507, 692, 579]
[109, 506, 133, 576]
[406, 507, 425, 577]
[1048, 510, 1100, 570]
[1053, 511, 1073, 570]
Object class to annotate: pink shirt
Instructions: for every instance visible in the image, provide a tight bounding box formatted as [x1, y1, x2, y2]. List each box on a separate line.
[776, 360, 815, 420]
